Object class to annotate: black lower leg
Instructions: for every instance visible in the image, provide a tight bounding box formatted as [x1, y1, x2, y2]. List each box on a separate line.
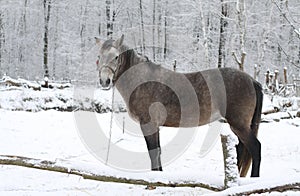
[141, 122, 162, 171]
[250, 139, 261, 177]
[236, 140, 243, 170]
[147, 145, 162, 171]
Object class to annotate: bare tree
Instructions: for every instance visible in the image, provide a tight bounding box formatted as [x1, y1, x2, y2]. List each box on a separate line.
[163, 0, 168, 59]
[17, 0, 28, 77]
[157, 0, 162, 57]
[139, 0, 145, 54]
[217, 0, 228, 68]
[43, 0, 51, 79]
[232, 0, 247, 71]
[152, 0, 156, 61]
[52, 5, 59, 80]
[106, 0, 115, 39]
[0, 11, 4, 74]
[198, 1, 210, 68]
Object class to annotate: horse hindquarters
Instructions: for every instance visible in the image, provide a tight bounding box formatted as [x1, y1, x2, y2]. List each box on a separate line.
[230, 81, 263, 177]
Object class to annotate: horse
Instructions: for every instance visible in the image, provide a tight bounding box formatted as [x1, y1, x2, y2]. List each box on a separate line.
[95, 34, 263, 177]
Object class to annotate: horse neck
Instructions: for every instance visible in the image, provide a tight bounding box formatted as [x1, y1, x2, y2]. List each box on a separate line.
[114, 45, 150, 105]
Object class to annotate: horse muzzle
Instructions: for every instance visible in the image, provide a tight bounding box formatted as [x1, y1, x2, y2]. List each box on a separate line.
[99, 78, 113, 90]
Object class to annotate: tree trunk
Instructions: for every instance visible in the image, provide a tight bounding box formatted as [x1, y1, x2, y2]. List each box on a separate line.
[106, 0, 113, 39]
[217, 0, 228, 68]
[233, 0, 246, 71]
[16, 0, 28, 77]
[157, 0, 162, 57]
[43, 0, 51, 80]
[139, 0, 145, 55]
[152, 0, 156, 61]
[52, 6, 59, 80]
[199, 2, 210, 68]
[0, 11, 3, 73]
[163, 0, 168, 59]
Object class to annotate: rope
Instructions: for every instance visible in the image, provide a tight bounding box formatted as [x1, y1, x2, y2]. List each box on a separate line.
[105, 87, 115, 165]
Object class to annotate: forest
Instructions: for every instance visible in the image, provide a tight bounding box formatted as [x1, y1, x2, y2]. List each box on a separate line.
[0, 0, 299, 84]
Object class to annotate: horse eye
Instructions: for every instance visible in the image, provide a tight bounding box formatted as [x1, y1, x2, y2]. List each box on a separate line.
[115, 56, 118, 60]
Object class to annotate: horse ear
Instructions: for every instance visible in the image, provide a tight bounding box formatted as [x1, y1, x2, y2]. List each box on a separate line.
[95, 37, 101, 45]
[113, 34, 124, 48]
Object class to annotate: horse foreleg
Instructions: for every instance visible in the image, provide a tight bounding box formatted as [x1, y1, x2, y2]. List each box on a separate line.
[140, 123, 162, 171]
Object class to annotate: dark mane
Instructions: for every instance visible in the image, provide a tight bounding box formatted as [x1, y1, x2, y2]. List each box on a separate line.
[115, 46, 151, 81]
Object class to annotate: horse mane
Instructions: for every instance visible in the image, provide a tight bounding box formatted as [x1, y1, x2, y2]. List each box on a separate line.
[119, 45, 150, 65]
[114, 44, 154, 80]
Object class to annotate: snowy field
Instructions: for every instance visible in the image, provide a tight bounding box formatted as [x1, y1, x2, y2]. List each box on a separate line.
[0, 108, 300, 195]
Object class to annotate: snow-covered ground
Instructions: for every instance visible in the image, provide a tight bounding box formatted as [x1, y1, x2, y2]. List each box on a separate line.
[0, 109, 300, 195]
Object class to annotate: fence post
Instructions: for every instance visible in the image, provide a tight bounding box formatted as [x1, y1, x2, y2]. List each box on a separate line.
[173, 59, 177, 72]
[254, 64, 257, 80]
[265, 70, 270, 87]
[221, 125, 239, 188]
[283, 67, 288, 85]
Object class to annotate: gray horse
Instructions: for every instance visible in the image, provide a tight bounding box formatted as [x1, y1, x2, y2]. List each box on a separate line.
[95, 35, 263, 177]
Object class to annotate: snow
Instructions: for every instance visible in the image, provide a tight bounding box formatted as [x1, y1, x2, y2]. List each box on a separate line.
[0, 108, 300, 195]
[0, 86, 300, 194]
[0, 87, 125, 113]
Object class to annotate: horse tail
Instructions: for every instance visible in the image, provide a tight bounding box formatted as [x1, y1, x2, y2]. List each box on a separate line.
[238, 80, 263, 177]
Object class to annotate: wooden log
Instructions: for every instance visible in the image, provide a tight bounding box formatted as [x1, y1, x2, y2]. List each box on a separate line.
[0, 155, 222, 191]
[262, 107, 280, 115]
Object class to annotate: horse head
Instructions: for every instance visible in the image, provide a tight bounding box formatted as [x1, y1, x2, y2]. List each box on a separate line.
[95, 34, 124, 90]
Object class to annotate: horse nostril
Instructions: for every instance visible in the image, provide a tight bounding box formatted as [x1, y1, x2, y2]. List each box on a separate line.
[100, 79, 103, 85]
[106, 78, 111, 86]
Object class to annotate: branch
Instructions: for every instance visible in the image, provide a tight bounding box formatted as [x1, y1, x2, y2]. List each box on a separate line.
[226, 183, 300, 195]
[272, 0, 300, 39]
[240, 52, 246, 67]
[232, 51, 246, 71]
[0, 155, 222, 192]
[232, 52, 241, 66]
[277, 42, 300, 69]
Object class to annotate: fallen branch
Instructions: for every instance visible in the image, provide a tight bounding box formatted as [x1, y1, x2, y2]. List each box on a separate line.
[262, 107, 280, 115]
[226, 182, 300, 195]
[1, 156, 300, 194]
[0, 76, 41, 91]
[0, 76, 71, 91]
[0, 155, 221, 191]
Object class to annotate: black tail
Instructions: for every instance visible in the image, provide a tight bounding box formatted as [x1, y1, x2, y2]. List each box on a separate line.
[251, 80, 263, 137]
[238, 80, 263, 177]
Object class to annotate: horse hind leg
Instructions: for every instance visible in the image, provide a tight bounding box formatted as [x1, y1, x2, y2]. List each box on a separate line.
[140, 122, 162, 171]
[236, 139, 252, 177]
[230, 126, 261, 177]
